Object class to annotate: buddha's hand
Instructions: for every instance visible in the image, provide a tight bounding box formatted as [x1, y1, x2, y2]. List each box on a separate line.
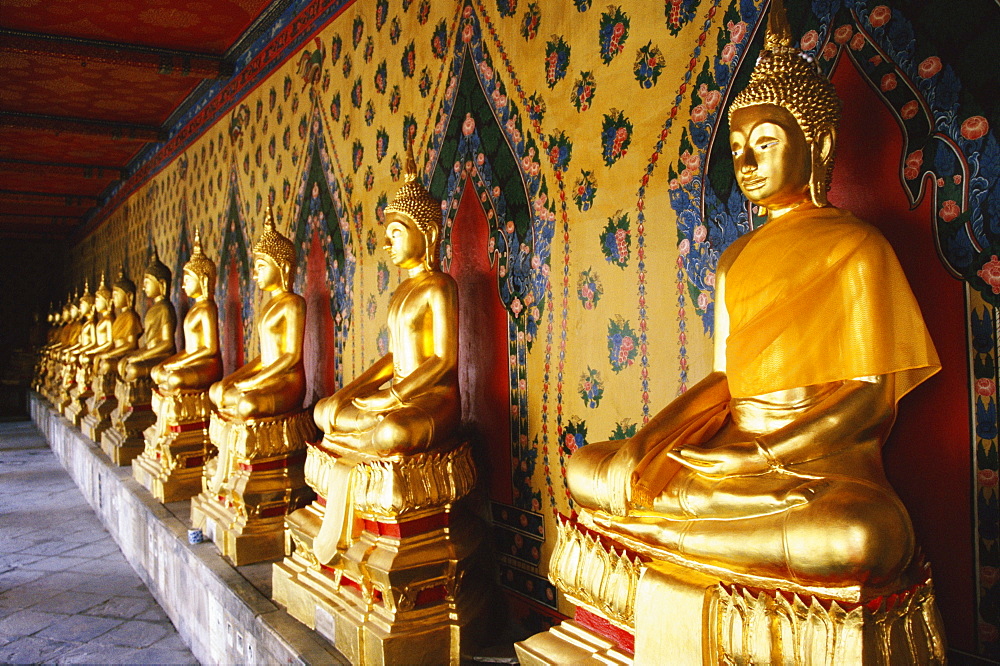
[233, 378, 257, 392]
[352, 388, 401, 413]
[667, 440, 772, 478]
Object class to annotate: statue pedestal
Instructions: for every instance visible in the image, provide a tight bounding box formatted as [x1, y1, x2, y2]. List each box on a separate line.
[55, 365, 75, 414]
[64, 365, 93, 427]
[273, 441, 491, 665]
[515, 514, 948, 665]
[100, 376, 155, 465]
[133, 387, 215, 503]
[81, 372, 118, 442]
[189, 409, 316, 566]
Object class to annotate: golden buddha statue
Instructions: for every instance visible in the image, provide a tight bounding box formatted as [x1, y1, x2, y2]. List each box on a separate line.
[208, 208, 306, 419]
[274, 152, 488, 665]
[136, 230, 224, 502]
[151, 231, 223, 392]
[118, 249, 177, 383]
[518, 3, 946, 663]
[191, 205, 315, 565]
[102, 252, 177, 465]
[57, 287, 95, 413]
[83, 269, 144, 442]
[66, 275, 115, 426]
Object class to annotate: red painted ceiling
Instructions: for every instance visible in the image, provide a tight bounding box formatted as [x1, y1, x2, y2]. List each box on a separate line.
[0, 0, 277, 239]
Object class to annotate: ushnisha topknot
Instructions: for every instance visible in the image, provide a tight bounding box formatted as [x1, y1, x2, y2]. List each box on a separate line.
[95, 273, 111, 301]
[79, 280, 94, 305]
[728, 0, 841, 144]
[184, 228, 217, 288]
[145, 245, 173, 288]
[253, 204, 297, 267]
[383, 145, 442, 269]
[113, 266, 136, 295]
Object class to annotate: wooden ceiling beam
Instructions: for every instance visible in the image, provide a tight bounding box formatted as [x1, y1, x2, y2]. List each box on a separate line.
[0, 112, 165, 142]
[0, 160, 124, 179]
[0, 190, 99, 206]
[0, 29, 234, 79]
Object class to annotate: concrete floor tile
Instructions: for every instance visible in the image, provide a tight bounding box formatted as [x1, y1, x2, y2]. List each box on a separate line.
[0, 635, 75, 664]
[0, 583, 64, 609]
[85, 595, 153, 620]
[0, 566, 45, 592]
[21, 554, 90, 572]
[28, 591, 111, 615]
[71, 574, 149, 598]
[61, 540, 120, 559]
[0, 609, 68, 637]
[34, 613, 123, 643]
[134, 647, 200, 664]
[51, 642, 144, 664]
[135, 604, 169, 622]
[16, 539, 84, 558]
[91, 619, 171, 648]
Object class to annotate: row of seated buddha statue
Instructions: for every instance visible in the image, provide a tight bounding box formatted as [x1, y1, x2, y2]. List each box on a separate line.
[31, 4, 947, 659]
[32, 151, 487, 664]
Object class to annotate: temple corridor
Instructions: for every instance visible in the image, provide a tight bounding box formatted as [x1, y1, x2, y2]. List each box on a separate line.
[0, 420, 196, 664]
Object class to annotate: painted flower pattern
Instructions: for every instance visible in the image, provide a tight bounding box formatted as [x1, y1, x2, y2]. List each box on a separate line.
[572, 170, 597, 211]
[562, 418, 588, 455]
[521, 3, 541, 40]
[576, 268, 603, 309]
[578, 368, 604, 408]
[570, 71, 597, 111]
[607, 317, 638, 372]
[601, 212, 630, 268]
[601, 109, 632, 165]
[544, 37, 570, 88]
[598, 6, 630, 64]
[634, 41, 666, 88]
[376, 260, 391, 294]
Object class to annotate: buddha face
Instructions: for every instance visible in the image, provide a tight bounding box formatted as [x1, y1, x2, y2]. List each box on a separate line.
[112, 287, 127, 310]
[182, 269, 202, 299]
[253, 255, 283, 291]
[383, 212, 426, 270]
[730, 104, 812, 211]
[79, 299, 92, 316]
[143, 274, 164, 299]
[95, 294, 109, 313]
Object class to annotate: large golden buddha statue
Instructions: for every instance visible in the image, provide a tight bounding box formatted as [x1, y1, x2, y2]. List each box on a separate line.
[102, 251, 177, 465]
[82, 269, 143, 442]
[66, 275, 116, 426]
[518, 3, 946, 663]
[190, 205, 315, 565]
[135, 231, 224, 502]
[274, 152, 488, 665]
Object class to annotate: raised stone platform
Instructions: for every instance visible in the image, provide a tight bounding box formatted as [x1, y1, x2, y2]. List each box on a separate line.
[28, 392, 347, 665]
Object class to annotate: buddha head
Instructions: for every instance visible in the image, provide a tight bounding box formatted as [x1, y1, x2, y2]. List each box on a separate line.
[183, 229, 217, 299]
[112, 267, 137, 311]
[727, 0, 840, 209]
[252, 205, 296, 291]
[94, 274, 112, 314]
[78, 282, 94, 317]
[383, 148, 442, 272]
[144, 246, 172, 300]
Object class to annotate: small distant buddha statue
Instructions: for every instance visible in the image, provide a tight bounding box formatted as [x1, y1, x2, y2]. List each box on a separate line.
[151, 230, 223, 392]
[57, 287, 95, 412]
[520, 2, 946, 662]
[275, 152, 486, 663]
[192, 205, 314, 565]
[118, 248, 177, 383]
[66, 275, 115, 425]
[83, 269, 143, 442]
[136, 231, 224, 502]
[102, 251, 177, 465]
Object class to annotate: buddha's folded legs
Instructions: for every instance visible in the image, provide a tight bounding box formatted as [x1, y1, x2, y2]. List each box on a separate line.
[596, 478, 914, 588]
[154, 358, 223, 391]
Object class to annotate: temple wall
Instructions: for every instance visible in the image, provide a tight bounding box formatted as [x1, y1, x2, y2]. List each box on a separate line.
[62, 0, 1000, 656]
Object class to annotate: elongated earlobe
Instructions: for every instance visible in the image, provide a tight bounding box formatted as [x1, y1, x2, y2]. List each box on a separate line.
[809, 129, 836, 207]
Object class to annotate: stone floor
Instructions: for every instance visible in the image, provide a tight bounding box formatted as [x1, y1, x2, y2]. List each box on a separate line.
[0, 419, 198, 665]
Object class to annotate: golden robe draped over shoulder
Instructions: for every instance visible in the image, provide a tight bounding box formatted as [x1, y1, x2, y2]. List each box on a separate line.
[630, 207, 939, 505]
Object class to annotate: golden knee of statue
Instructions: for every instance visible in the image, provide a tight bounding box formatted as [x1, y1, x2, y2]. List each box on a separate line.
[273, 151, 491, 666]
[135, 230, 225, 503]
[189, 206, 315, 566]
[517, 3, 946, 664]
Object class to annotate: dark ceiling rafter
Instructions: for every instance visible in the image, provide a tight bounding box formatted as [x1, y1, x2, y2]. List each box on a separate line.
[0, 29, 235, 79]
[0, 112, 166, 142]
[0, 0, 279, 240]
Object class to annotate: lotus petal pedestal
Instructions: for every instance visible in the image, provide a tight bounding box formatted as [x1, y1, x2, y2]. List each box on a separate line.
[81, 372, 117, 442]
[100, 376, 154, 465]
[189, 409, 315, 566]
[515, 513, 947, 666]
[273, 441, 491, 665]
[133, 388, 215, 503]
